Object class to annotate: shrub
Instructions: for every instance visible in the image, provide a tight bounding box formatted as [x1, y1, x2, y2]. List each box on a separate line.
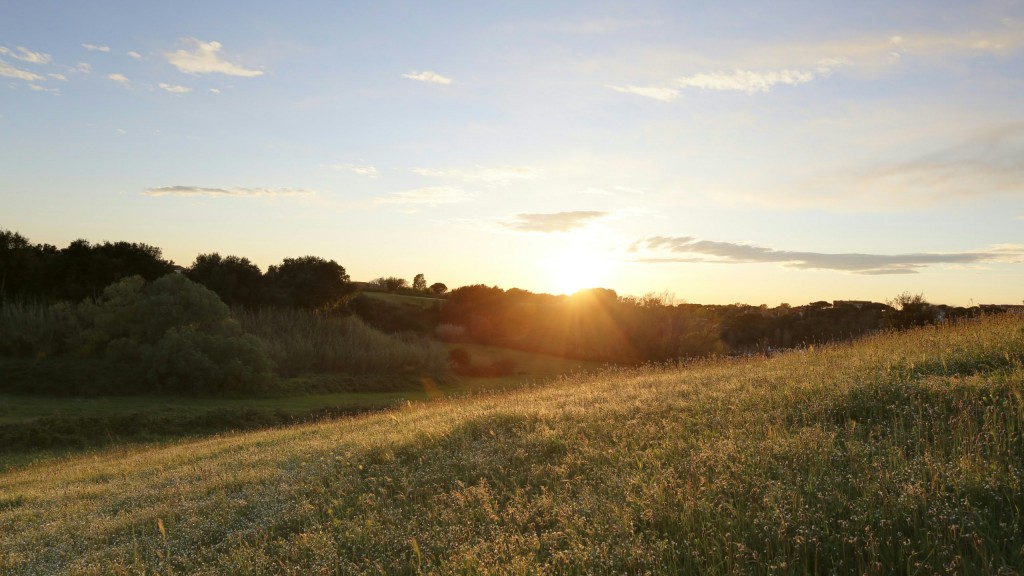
[143, 326, 274, 394]
[435, 323, 467, 342]
[0, 274, 275, 395]
[234, 307, 447, 378]
[448, 347, 471, 367]
[0, 301, 84, 358]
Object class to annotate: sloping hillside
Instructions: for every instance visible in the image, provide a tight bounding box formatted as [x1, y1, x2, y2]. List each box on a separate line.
[2, 315, 1022, 574]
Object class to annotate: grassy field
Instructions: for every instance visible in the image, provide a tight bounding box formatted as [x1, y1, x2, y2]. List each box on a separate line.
[445, 342, 606, 391]
[0, 344, 595, 470]
[360, 290, 446, 308]
[2, 315, 1023, 574]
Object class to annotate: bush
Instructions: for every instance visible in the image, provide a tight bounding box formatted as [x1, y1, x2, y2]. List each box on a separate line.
[143, 326, 274, 394]
[234, 307, 447, 379]
[0, 301, 85, 358]
[0, 274, 275, 395]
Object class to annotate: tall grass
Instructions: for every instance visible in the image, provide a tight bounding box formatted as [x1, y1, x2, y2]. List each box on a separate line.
[1, 314, 1022, 574]
[234, 307, 447, 378]
[0, 301, 83, 357]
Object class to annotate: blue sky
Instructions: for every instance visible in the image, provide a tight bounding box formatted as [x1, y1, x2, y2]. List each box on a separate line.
[2, 1, 1022, 305]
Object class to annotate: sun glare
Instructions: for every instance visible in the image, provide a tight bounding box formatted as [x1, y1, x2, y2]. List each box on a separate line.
[546, 240, 613, 295]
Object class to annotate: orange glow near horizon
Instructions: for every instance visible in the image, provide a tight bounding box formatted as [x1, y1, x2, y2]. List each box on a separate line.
[545, 236, 614, 295]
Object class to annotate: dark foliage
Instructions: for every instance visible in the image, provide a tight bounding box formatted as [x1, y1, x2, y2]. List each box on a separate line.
[1, 229, 174, 303]
[186, 253, 264, 308]
[265, 256, 355, 310]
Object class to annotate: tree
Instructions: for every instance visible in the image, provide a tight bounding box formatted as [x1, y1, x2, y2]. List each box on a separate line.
[886, 292, 934, 328]
[82, 274, 273, 393]
[429, 282, 448, 295]
[412, 273, 427, 291]
[372, 276, 408, 291]
[265, 256, 354, 310]
[0, 229, 50, 303]
[51, 239, 174, 301]
[187, 253, 264, 308]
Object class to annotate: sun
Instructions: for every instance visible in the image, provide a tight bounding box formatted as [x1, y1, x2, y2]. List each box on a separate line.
[546, 241, 613, 295]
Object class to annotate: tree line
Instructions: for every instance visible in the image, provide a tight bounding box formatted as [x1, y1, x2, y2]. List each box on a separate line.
[435, 285, 1005, 363]
[1, 229, 354, 310]
[3, 228, 1011, 368]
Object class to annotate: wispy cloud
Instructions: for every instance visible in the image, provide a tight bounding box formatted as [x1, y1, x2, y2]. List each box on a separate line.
[853, 123, 1024, 204]
[333, 163, 378, 177]
[612, 23, 1024, 103]
[611, 60, 843, 101]
[608, 85, 680, 102]
[413, 166, 541, 186]
[158, 82, 191, 94]
[503, 211, 609, 233]
[48, 73, 67, 81]
[82, 43, 111, 53]
[127, 51, 142, 60]
[0, 46, 51, 64]
[402, 70, 452, 84]
[0, 59, 43, 81]
[143, 186, 314, 198]
[165, 38, 263, 77]
[375, 186, 473, 205]
[106, 73, 130, 85]
[882, 28, 1024, 59]
[706, 122, 1024, 211]
[631, 236, 1023, 275]
[28, 84, 59, 94]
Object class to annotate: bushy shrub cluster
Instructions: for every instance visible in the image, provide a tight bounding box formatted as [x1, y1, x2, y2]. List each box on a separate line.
[233, 306, 447, 378]
[1, 274, 273, 394]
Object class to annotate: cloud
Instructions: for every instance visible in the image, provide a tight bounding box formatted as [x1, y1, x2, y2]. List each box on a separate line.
[48, 73, 67, 81]
[402, 70, 452, 84]
[611, 23, 1024, 103]
[412, 165, 541, 186]
[0, 59, 43, 81]
[28, 84, 59, 94]
[106, 73, 130, 85]
[165, 38, 263, 77]
[374, 186, 473, 205]
[334, 164, 378, 177]
[73, 62, 92, 74]
[712, 122, 1024, 211]
[0, 46, 51, 64]
[502, 211, 609, 233]
[674, 68, 817, 92]
[82, 44, 111, 52]
[127, 51, 142, 60]
[158, 82, 191, 94]
[611, 60, 843, 101]
[143, 186, 314, 198]
[852, 123, 1024, 203]
[631, 236, 1022, 275]
[608, 85, 680, 102]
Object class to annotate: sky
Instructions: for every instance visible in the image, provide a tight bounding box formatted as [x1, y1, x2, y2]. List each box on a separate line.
[2, 0, 1023, 306]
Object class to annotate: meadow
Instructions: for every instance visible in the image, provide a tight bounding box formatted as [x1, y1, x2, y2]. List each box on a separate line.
[1, 314, 1022, 574]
